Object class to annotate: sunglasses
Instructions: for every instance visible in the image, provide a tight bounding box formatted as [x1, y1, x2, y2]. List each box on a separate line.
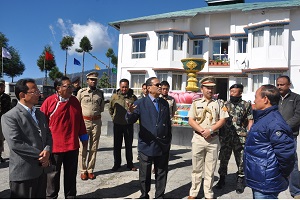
[151, 83, 161, 87]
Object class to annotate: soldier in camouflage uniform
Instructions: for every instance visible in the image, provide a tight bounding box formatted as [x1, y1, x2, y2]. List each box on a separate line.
[215, 83, 253, 194]
[0, 80, 11, 162]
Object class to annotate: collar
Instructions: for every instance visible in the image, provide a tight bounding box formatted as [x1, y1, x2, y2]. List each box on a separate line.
[281, 90, 291, 100]
[57, 94, 69, 102]
[253, 105, 278, 121]
[18, 101, 36, 114]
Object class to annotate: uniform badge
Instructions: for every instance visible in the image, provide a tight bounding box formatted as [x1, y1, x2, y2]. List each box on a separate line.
[222, 106, 228, 112]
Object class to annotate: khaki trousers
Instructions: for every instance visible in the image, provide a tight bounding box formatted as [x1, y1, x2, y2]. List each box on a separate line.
[189, 134, 220, 199]
[79, 119, 102, 174]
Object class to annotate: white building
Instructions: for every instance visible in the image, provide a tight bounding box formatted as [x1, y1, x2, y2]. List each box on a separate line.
[109, 0, 300, 101]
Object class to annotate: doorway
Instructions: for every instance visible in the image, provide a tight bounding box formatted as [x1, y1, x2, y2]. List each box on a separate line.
[216, 78, 228, 101]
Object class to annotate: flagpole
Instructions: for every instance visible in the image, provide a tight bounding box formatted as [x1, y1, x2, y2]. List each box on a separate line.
[1, 55, 3, 78]
[44, 54, 46, 85]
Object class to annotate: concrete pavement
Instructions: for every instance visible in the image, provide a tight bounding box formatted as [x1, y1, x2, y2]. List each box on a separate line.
[0, 107, 295, 199]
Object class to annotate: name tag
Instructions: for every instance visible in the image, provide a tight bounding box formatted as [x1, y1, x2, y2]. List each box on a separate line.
[197, 107, 203, 109]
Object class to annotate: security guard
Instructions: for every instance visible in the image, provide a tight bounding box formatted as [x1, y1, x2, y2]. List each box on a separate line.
[187, 76, 229, 199]
[71, 76, 81, 96]
[216, 84, 253, 194]
[77, 72, 105, 180]
[0, 80, 11, 162]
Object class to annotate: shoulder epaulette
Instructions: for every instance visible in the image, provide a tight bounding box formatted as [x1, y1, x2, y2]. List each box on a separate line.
[79, 88, 88, 93]
[192, 98, 202, 102]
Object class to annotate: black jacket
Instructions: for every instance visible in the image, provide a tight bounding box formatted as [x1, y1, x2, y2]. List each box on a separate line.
[278, 90, 300, 136]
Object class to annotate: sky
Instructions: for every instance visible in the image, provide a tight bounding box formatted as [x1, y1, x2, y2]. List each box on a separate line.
[0, 0, 285, 82]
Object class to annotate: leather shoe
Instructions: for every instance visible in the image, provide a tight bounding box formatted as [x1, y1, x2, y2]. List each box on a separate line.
[88, 173, 96, 180]
[111, 165, 120, 171]
[187, 196, 196, 199]
[80, 173, 88, 180]
[127, 165, 137, 171]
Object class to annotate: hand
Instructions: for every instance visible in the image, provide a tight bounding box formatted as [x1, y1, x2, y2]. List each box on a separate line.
[82, 140, 88, 147]
[126, 101, 137, 113]
[201, 129, 212, 139]
[38, 150, 50, 167]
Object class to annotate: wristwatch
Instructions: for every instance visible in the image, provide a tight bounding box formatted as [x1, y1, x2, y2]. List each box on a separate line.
[209, 128, 214, 135]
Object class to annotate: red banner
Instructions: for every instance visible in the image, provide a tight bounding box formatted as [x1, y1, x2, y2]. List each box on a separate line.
[45, 51, 54, 60]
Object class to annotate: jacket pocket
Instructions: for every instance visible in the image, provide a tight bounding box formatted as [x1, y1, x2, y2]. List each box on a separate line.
[245, 154, 267, 184]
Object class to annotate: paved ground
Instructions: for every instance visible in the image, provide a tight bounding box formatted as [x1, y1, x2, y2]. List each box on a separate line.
[0, 106, 295, 199]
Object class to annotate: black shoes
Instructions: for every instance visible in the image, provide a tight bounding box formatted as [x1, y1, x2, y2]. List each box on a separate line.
[111, 165, 120, 172]
[236, 177, 245, 194]
[215, 175, 225, 189]
[0, 156, 4, 163]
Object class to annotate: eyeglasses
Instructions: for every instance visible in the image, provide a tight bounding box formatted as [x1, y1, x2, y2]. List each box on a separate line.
[151, 83, 161, 87]
[61, 85, 73, 89]
[27, 90, 41, 95]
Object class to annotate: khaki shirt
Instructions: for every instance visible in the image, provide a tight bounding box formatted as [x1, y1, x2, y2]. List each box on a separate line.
[188, 98, 229, 129]
[161, 95, 177, 119]
[77, 87, 105, 117]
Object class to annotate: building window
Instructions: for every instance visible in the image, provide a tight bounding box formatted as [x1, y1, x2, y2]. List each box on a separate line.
[212, 40, 228, 61]
[132, 37, 146, 59]
[270, 27, 283, 46]
[253, 74, 263, 92]
[236, 77, 248, 93]
[193, 40, 203, 55]
[131, 74, 145, 95]
[158, 34, 168, 50]
[253, 30, 264, 48]
[269, 73, 281, 85]
[157, 73, 168, 82]
[238, 38, 247, 53]
[172, 74, 182, 90]
[173, 34, 183, 50]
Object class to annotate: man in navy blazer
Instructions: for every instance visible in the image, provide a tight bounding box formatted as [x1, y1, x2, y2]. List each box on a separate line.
[126, 77, 172, 199]
[1, 79, 52, 198]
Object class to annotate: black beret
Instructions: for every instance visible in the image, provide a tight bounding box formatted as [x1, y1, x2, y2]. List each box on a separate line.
[230, 83, 244, 90]
[71, 76, 80, 84]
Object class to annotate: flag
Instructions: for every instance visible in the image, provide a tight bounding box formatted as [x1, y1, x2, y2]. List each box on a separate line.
[95, 64, 100, 70]
[2, 47, 12, 59]
[74, 58, 81, 66]
[45, 51, 54, 60]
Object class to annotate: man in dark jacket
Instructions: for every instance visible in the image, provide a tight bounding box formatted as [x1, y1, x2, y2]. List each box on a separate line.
[276, 75, 300, 198]
[109, 78, 137, 171]
[244, 84, 295, 199]
[0, 80, 11, 162]
[126, 77, 172, 199]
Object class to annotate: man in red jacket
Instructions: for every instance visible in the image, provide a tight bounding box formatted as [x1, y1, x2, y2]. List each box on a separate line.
[40, 76, 88, 199]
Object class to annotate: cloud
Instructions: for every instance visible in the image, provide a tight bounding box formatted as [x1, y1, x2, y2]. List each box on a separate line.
[49, 25, 56, 41]
[55, 19, 113, 55]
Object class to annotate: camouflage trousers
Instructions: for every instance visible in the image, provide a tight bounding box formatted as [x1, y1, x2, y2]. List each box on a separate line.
[218, 133, 246, 177]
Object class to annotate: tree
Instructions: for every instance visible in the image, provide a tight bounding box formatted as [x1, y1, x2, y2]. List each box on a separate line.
[37, 46, 56, 86]
[60, 36, 74, 76]
[3, 46, 25, 82]
[0, 33, 25, 81]
[98, 72, 111, 88]
[105, 48, 118, 87]
[49, 66, 63, 81]
[76, 36, 92, 87]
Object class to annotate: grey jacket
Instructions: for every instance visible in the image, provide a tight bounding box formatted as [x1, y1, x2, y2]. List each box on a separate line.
[278, 90, 300, 136]
[1, 103, 52, 181]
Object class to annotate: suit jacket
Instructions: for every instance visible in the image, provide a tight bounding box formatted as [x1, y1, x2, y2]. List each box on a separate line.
[126, 95, 172, 156]
[1, 103, 52, 182]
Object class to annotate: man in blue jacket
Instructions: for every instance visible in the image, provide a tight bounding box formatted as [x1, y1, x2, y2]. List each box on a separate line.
[276, 75, 300, 198]
[244, 84, 295, 199]
[126, 77, 172, 199]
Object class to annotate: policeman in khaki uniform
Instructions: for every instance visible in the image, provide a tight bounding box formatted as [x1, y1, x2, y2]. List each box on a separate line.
[77, 72, 105, 180]
[187, 76, 229, 199]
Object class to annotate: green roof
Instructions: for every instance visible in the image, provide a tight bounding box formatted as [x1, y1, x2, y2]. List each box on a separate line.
[109, 0, 300, 30]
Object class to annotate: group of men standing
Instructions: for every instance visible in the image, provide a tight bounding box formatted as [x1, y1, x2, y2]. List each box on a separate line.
[1, 72, 300, 199]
